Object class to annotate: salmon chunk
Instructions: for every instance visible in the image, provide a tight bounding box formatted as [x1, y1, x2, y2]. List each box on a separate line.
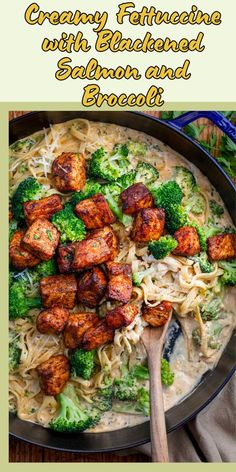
[36, 306, 69, 334]
[106, 304, 138, 329]
[131, 208, 165, 242]
[37, 355, 70, 396]
[57, 243, 76, 273]
[142, 301, 172, 327]
[71, 226, 118, 271]
[207, 233, 236, 261]
[106, 274, 132, 304]
[51, 152, 86, 193]
[75, 193, 115, 229]
[120, 183, 154, 215]
[77, 267, 107, 307]
[105, 261, 133, 304]
[173, 226, 200, 257]
[87, 226, 119, 260]
[23, 194, 63, 225]
[22, 218, 60, 261]
[82, 319, 114, 351]
[105, 262, 132, 277]
[40, 274, 77, 309]
[63, 312, 99, 349]
[10, 230, 40, 269]
[71, 237, 111, 271]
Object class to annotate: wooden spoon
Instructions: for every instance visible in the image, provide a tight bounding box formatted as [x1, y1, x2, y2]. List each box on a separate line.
[141, 312, 172, 462]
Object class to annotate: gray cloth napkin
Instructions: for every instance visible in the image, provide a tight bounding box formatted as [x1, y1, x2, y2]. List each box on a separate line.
[136, 373, 236, 462]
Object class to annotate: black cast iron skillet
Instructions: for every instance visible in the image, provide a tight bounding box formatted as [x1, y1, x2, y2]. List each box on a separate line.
[9, 111, 236, 453]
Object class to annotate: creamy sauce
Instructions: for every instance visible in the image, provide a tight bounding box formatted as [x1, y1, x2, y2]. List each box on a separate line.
[91, 307, 235, 432]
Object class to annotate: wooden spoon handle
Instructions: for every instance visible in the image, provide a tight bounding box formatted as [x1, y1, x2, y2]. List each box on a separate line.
[148, 352, 169, 462]
[141, 313, 172, 461]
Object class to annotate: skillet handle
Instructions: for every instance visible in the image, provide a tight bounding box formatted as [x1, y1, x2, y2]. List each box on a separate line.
[167, 111, 236, 143]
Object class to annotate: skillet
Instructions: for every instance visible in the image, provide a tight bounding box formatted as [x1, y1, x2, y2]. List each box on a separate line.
[9, 110, 236, 452]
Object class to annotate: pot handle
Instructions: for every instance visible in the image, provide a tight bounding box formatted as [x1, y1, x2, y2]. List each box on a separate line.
[167, 111, 236, 143]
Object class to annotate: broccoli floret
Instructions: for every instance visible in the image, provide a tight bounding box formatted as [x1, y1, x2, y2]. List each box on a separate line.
[127, 140, 147, 157]
[192, 322, 223, 350]
[188, 221, 207, 251]
[69, 349, 96, 380]
[191, 252, 214, 273]
[113, 369, 150, 416]
[135, 161, 159, 187]
[32, 259, 57, 280]
[200, 297, 222, 321]
[49, 384, 101, 433]
[136, 387, 150, 416]
[10, 270, 29, 289]
[93, 385, 113, 412]
[11, 177, 43, 221]
[185, 193, 205, 215]
[175, 166, 197, 194]
[101, 183, 133, 227]
[52, 205, 86, 243]
[82, 179, 102, 196]
[114, 377, 138, 401]
[120, 360, 174, 387]
[89, 148, 113, 181]
[204, 224, 222, 239]
[161, 358, 175, 386]
[151, 181, 186, 233]
[70, 180, 102, 207]
[89, 145, 131, 182]
[207, 322, 223, 350]
[218, 259, 236, 286]
[112, 143, 129, 161]
[151, 181, 183, 208]
[9, 333, 21, 372]
[112, 361, 173, 416]
[131, 364, 149, 380]
[45, 259, 57, 276]
[148, 236, 178, 260]
[165, 205, 188, 234]
[112, 387, 150, 416]
[209, 200, 224, 218]
[9, 219, 18, 242]
[175, 166, 205, 215]
[113, 367, 138, 401]
[132, 267, 154, 287]
[9, 280, 41, 319]
[116, 171, 137, 188]
[101, 183, 121, 210]
[195, 225, 207, 251]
